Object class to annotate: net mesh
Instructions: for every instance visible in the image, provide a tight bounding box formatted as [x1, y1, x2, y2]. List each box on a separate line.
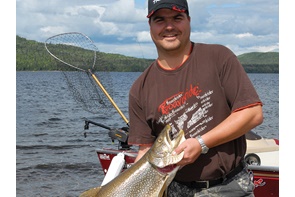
[45, 32, 114, 114]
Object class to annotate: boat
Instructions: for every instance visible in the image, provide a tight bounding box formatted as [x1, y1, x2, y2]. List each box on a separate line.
[84, 119, 279, 197]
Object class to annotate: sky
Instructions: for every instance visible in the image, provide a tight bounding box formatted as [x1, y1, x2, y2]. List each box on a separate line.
[15, 0, 279, 59]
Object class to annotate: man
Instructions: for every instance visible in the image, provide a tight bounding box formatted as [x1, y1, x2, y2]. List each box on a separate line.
[128, 0, 263, 196]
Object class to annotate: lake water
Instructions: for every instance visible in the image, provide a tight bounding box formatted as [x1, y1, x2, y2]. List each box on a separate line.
[16, 71, 279, 197]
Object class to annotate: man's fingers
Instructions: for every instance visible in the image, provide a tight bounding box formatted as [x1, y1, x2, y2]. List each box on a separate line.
[173, 142, 186, 155]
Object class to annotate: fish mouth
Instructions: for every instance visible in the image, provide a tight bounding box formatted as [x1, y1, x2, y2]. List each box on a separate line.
[169, 129, 182, 141]
[157, 164, 178, 174]
[148, 125, 185, 168]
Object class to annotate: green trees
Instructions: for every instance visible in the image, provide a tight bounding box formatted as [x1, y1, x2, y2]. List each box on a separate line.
[16, 35, 279, 73]
[16, 35, 154, 72]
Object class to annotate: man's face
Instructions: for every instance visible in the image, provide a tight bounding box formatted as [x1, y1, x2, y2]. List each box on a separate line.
[149, 9, 191, 54]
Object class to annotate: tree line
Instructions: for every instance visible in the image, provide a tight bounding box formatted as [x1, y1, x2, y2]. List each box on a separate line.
[16, 35, 278, 73]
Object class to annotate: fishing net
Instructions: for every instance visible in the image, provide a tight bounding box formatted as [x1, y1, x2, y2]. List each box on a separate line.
[45, 32, 114, 115]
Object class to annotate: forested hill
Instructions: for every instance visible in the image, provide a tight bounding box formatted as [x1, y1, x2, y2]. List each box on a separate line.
[238, 52, 279, 73]
[16, 35, 279, 73]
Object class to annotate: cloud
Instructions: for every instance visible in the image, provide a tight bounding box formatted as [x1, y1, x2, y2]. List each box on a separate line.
[16, 0, 279, 59]
[100, 0, 146, 23]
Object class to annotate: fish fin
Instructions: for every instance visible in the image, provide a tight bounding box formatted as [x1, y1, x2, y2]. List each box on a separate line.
[79, 187, 101, 197]
[163, 189, 168, 197]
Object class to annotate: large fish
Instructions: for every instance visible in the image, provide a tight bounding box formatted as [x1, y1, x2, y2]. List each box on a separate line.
[80, 125, 185, 197]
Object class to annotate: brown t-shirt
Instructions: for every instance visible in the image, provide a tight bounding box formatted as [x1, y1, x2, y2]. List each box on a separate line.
[128, 43, 262, 181]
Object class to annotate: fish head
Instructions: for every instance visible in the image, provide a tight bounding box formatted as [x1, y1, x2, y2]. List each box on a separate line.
[147, 125, 185, 172]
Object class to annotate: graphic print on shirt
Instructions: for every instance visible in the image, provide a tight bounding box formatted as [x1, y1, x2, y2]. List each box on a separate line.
[157, 83, 214, 138]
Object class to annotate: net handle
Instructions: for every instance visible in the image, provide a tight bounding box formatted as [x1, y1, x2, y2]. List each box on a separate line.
[89, 69, 129, 125]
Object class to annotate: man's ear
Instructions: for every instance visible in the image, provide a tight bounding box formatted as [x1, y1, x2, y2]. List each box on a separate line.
[188, 15, 191, 22]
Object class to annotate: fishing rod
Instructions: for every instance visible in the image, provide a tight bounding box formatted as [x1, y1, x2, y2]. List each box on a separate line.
[44, 32, 129, 125]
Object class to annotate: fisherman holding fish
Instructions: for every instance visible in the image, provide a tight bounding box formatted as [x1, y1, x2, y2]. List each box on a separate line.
[128, 0, 263, 196]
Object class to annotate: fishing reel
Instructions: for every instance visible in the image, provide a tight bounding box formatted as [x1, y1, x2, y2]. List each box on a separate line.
[108, 127, 129, 144]
[83, 119, 132, 150]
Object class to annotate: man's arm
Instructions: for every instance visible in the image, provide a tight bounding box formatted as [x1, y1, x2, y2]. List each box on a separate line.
[134, 145, 152, 162]
[202, 105, 263, 147]
[174, 105, 263, 166]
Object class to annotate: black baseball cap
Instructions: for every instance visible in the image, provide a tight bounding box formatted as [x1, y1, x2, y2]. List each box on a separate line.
[147, 0, 189, 18]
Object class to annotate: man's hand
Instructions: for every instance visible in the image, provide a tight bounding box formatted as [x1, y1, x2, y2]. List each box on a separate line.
[173, 138, 201, 166]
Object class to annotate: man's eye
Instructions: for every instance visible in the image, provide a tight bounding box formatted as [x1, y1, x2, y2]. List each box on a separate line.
[175, 17, 183, 21]
[154, 18, 163, 23]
